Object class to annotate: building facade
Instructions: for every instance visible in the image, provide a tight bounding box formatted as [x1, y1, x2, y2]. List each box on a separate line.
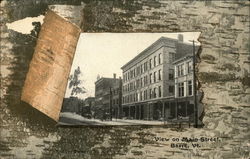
[173, 55, 195, 120]
[110, 77, 123, 119]
[94, 74, 122, 119]
[121, 35, 199, 121]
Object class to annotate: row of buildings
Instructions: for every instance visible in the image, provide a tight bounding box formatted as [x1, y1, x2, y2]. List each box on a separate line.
[79, 35, 200, 122]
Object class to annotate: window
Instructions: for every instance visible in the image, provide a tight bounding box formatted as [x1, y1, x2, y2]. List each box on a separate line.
[144, 90, 148, 100]
[136, 79, 140, 88]
[169, 85, 174, 94]
[153, 72, 156, 83]
[153, 88, 157, 98]
[149, 59, 152, 69]
[141, 78, 143, 87]
[149, 73, 152, 84]
[177, 64, 184, 76]
[142, 91, 144, 101]
[158, 53, 162, 64]
[143, 90, 146, 100]
[140, 91, 143, 101]
[154, 56, 157, 67]
[158, 86, 161, 97]
[169, 69, 174, 80]
[169, 52, 175, 63]
[188, 80, 193, 96]
[149, 89, 152, 99]
[144, 62, 148, 71]
[181, 64, 184, 75]
[178, 82, 184, 97]
[158, 69, 162, 80]
[141, 64, 143, 73]
[177, 65, 180, 76]
[136, 66, 139, 76]
[187, 61, 192, 74]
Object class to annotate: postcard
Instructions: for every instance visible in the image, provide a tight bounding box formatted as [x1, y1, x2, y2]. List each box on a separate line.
[1, 1, 249, 159]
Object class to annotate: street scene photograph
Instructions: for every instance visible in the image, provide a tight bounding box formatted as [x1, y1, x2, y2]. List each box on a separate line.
[58, 33, 202, 126]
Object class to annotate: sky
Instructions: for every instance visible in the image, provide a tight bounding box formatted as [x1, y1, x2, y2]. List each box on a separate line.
[65, 32, 201, 99]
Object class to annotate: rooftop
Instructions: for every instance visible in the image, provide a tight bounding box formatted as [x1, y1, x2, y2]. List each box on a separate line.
[95, 77, 121, 85]
[120, 36, 199, 70]
[121, 36, 176, 70]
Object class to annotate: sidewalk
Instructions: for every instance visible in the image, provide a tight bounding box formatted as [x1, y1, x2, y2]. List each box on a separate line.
[59, 112, 167, 125]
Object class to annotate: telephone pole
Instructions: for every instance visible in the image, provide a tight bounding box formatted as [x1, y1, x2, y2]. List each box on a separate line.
[192, 40, 198, 128]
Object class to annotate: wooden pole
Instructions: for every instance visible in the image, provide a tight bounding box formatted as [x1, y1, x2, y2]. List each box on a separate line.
[193, 40, 198, 128]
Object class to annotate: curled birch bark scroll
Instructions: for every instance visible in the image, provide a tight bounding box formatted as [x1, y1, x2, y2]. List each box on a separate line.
[21, 9, 81, 121]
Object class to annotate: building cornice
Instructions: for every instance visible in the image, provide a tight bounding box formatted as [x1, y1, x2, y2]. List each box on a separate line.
[121, 37, 178, 71]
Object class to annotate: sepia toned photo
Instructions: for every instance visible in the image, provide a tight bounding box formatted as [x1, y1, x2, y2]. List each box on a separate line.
[59, 33, 202, 126]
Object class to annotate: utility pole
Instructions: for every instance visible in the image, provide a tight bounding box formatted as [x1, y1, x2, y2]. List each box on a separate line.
[192, 40, 198, 128]
[109, 87, 113, 121]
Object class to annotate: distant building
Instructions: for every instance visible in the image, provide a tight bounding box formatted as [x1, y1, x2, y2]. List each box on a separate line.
[110, 75, 123, 119]
[81, 97, 95, 118]
[61, 96, 84, 114]
[121, 35, 199, 121]
[94, 74, 122, 119]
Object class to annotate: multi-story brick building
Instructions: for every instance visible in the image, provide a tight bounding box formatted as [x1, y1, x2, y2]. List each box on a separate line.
[94, 74, 122, 119]
[110, 76, 123, 119]
[121, 35, 199, 121]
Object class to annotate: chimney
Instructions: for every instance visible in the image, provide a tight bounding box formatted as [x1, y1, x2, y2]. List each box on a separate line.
[178, 34, 184, 42]
[113, 73, 116, 79]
